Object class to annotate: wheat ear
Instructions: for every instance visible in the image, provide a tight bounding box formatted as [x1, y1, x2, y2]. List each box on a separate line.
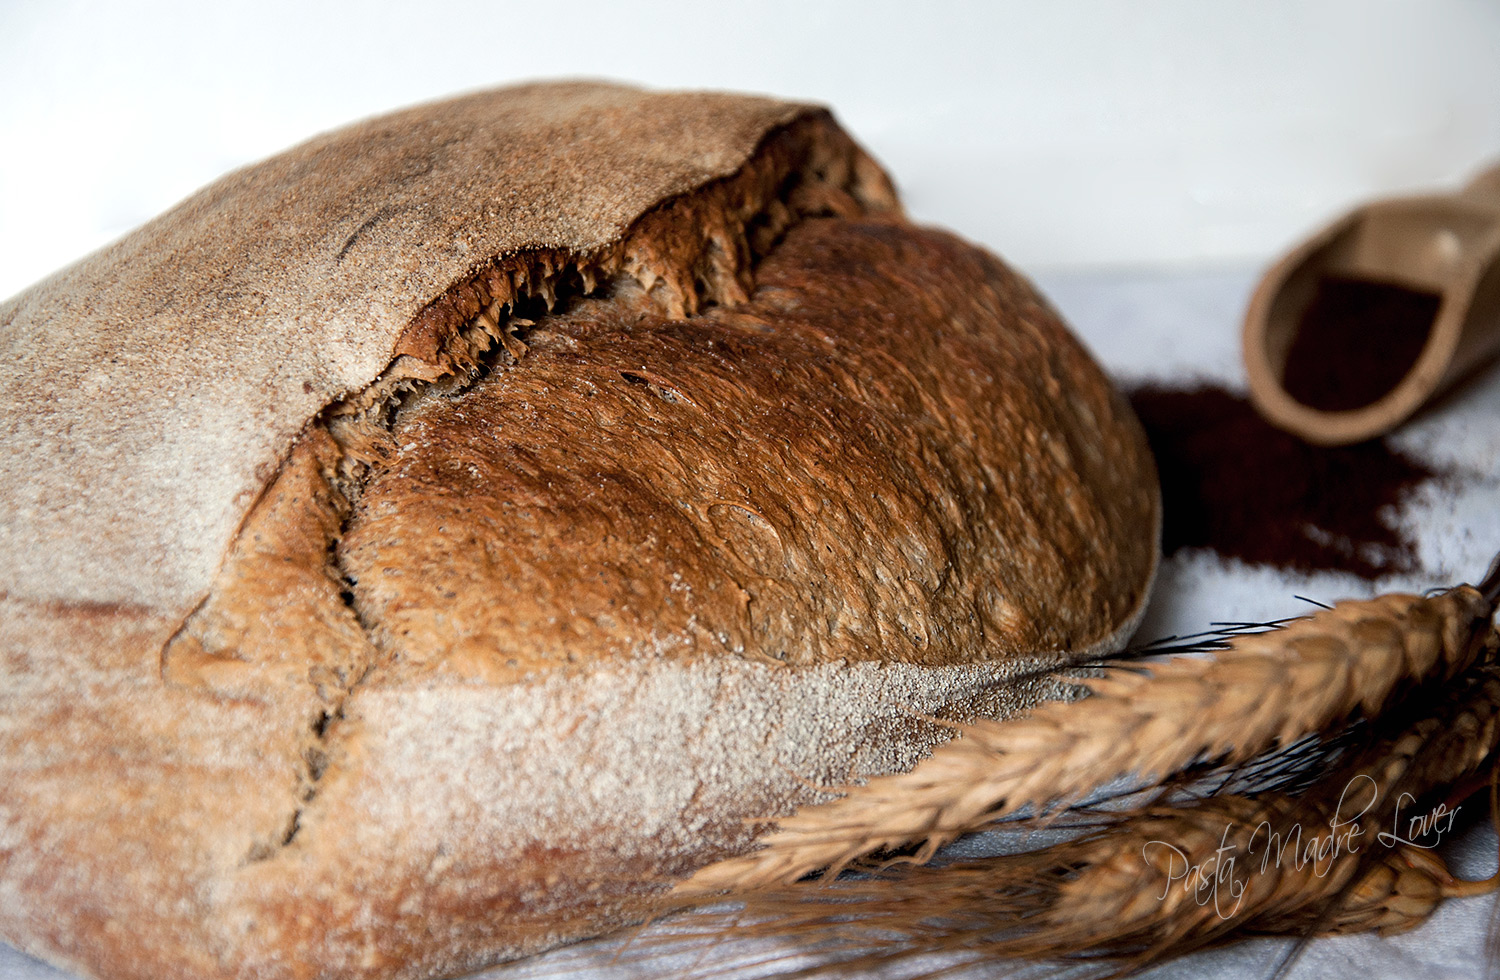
[663, 663, 1500, 978]
[1050, 667, 1500, 949]
[682, 585, 1497, 894]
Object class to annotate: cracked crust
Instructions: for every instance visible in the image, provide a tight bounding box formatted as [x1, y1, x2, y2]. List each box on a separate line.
[345, 218, 1153, 683]
[0, 83, 1159, 980]
[0, 82, 865, 613]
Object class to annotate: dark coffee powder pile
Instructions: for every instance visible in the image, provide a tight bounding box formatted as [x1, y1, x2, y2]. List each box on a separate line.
[1281, 274, 1440, 412]
[1127, 384, 1437, 579]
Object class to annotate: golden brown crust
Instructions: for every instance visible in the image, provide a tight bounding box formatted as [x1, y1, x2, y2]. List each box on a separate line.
[345, 218, 1155, 683]
[163, 429, 374, 710]
[0, 82, 1159, 980]
[0, 82, 848, 615]
[388, 114, 897, 372]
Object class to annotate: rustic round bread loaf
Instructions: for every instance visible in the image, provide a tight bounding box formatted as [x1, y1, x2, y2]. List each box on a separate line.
[0, 82, 1158, 980]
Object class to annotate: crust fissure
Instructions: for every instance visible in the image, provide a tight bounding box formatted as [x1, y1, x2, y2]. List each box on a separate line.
[320, 115, 897, 497]
[160, 115, 899, 865]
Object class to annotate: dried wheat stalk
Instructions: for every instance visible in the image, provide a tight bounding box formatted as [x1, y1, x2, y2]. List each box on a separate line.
[1053, 666, 1500, 948]
[682, 583, 1497, 895]
[663, 662, 1500, 978]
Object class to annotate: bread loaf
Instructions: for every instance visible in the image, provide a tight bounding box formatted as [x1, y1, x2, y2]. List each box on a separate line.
[0, 82, 1158, 980]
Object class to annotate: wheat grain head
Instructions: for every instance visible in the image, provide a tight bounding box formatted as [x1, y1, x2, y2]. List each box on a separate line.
[682, 587, 1496, 895]
[661, 662, 1500, 979]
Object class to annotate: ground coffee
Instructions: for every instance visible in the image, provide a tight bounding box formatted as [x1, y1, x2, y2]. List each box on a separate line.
[1127, 384, 1436, 579]
[1280, 274, 1440, 412]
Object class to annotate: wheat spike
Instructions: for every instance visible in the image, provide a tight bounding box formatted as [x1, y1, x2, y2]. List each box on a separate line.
[682, 585, 1496, 894]
[664, 823, 1475, 979]
[1022, 667, 1500, 952]
[661, 664, 1500, 979]
[1058, 666, 1500, 947]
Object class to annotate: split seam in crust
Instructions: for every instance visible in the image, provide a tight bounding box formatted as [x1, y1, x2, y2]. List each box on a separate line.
[154, 119, 899, 862]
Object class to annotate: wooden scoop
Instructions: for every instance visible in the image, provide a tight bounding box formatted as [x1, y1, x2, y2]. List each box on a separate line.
[1243, 163, 1500, 445]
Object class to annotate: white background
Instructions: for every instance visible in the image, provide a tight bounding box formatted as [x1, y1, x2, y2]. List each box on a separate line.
[2, 0, 1499, 300]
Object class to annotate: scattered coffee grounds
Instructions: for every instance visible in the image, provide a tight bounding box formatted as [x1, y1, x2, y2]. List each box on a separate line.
[1127, 384, 1437, 579]
[1281, 274, 1440, 412]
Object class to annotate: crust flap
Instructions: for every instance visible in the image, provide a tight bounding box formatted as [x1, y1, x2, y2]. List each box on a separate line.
[0, 83, 826, 612]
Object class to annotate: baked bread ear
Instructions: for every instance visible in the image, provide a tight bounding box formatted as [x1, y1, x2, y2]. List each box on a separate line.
[0, 82, 1158, 980]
